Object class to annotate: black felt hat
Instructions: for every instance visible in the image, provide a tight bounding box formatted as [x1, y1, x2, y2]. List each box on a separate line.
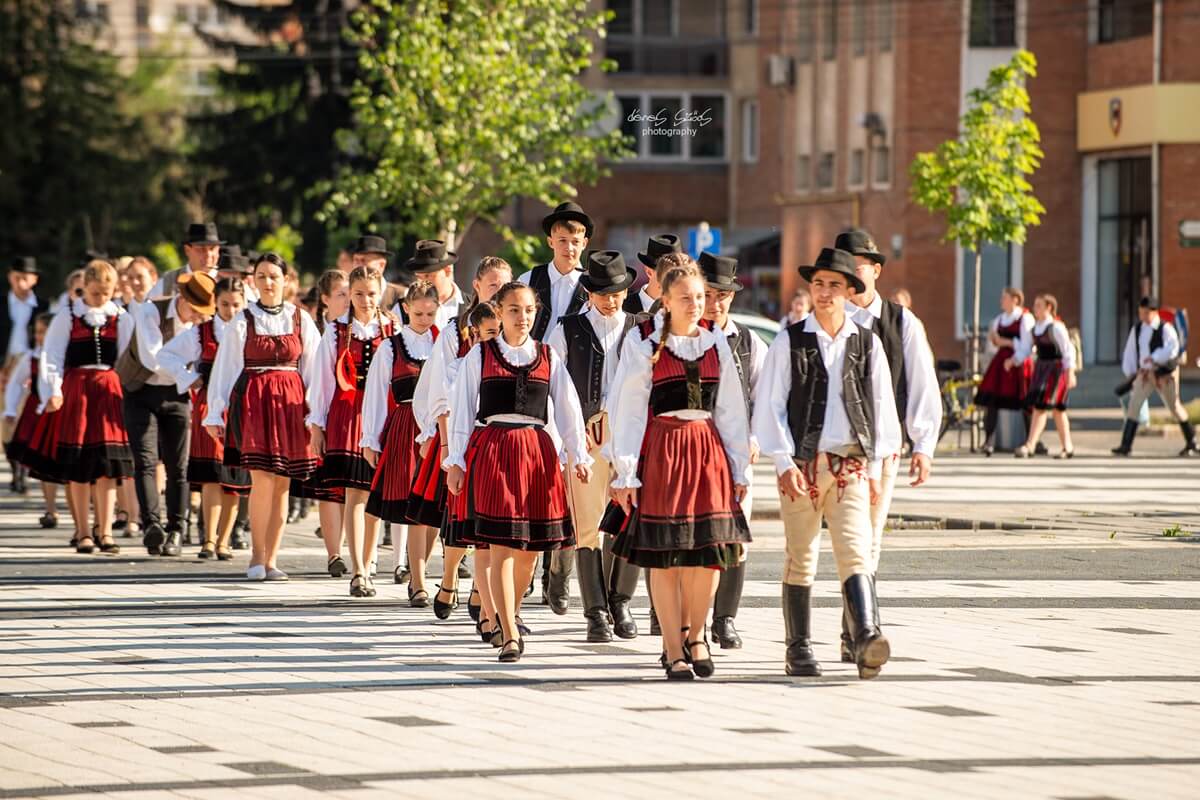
[798, 248, 866, 294]
[834, 229, 886, 266]
[351, 234, 392, 257]
[9, 256, 38, 275]
[541, 201, 594, 238]
[404, 239, 457, 272]
[218, 245, 251, 274]
[698, 251, 742, 292]
[579, 250, 636, 295]
[183, 222, 225, 246]
[637, 233, 682, 268]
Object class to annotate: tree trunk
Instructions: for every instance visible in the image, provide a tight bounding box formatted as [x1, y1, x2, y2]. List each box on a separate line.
[971, 244, 983, 451]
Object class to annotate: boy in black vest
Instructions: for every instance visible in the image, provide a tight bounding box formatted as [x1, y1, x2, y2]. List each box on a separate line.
[753, 248, 901, 679]
[520, 202, 592, 342]
[547, 251, 641, 641]
[1114, 296, 1196, 456]
[698, 251, 766, 649]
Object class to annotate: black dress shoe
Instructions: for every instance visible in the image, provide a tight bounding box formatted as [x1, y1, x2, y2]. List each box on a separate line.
[161, 530, 182, 557]
[142, 522, 165, 556]
[710, 616, 743, 649]
[433, 584, 459, 620]
[585, 610, 613, 643]
[230, 525, 249, 550]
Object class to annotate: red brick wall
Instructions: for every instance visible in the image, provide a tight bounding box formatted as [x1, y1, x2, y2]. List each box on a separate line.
[1160, 145, 1200, 337]
[576, 165, 729, 243]
[1163, 0, 1200, 81]
[1087, 35, 1152, 90]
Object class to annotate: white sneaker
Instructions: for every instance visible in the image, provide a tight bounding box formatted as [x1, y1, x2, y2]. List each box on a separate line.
[265, 567, 289, 582]
[246, 565, 267, 581]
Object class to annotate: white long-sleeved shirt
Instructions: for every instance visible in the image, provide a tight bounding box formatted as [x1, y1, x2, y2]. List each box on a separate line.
[850, 293, 942, 458]
[3, 349, 36, 417]
[1031, 318, 1076, 371]
[518, 262, 583, 341]
[415, 317, 470, 442]
[202, 302, 320, 427]
[6, 291, 39, 358]
[1121, 317, 1180, 377]
[306, 313, 387, 428]
[131, 296, 195, 387]
[158, 314, 233, 395]
[604, 324, 751, 490]
[992, 308, 1035, 362]
[39, 299, 133, 408]
[443, 335, 591, 472]
[753, 314, 901, 481]
[359, 326, 435, 452]
[546, 306, 628, 415]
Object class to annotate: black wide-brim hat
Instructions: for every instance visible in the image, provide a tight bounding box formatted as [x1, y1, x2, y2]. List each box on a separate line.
[698, 251, 743, 292]
[9, 256, 38, 275]
[579, 250, 636, 295]
[834, 228, 886, 266]
[638, 233, 682, 268]
[542, 201, 594, 238]
[351, 234, 392, 257]
[404, 239, 457, 272]
[798, 248, 866, 294]
[183, 222, 225, 246]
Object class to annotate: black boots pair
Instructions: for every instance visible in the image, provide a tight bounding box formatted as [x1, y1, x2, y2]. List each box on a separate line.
[575, 544, 640, 642]
[1114, 418, 1199, 456]
[788, 574, 889, 680]
[711, 562, 745, 649]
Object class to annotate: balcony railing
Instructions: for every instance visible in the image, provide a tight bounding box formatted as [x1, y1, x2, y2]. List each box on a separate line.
[605, 36, 728, 77]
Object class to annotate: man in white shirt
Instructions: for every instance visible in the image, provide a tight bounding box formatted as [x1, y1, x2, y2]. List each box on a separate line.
[401, 240, 463, 331]
[623, 234, 681, 315]
[520, 201, 592, 341]
[753, 247, 901, 680]
[115, 273, 215, 556]
[1114, 296, 1196, 456]
[152, 223, 222, 300]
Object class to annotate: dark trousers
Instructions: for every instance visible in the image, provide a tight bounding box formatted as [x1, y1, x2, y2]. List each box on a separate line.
[124, 384, 191, 531]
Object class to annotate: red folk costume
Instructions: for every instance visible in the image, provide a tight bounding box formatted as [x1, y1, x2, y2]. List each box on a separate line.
[364, 325, 437, 523]
[188, 319, 249, 493]
[975, 310, 1034, 411]
[5, 351, 60, 483]
[1026, 319, 1075, 411]
[35, 301, 134, 483]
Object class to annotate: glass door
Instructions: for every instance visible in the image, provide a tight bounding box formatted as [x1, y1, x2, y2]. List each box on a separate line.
[1096, 157, 1152, 363]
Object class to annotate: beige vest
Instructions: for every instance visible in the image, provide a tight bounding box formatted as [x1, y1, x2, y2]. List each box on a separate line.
[115, 298, 178, 392]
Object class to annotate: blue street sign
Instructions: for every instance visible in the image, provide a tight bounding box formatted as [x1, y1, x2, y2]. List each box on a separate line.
[687, 224, 721, 259]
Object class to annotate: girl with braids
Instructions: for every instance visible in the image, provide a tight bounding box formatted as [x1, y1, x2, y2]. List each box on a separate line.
[307, 266, 393, 597]
[158, 278, 249, 560]
[445, 281, 591, 663]
[360, 281, 440, 601]
[605, 260, 752, 680]
[407, 256, 512, 618]
[204, 253, 321, 581]
[313, 269, 350, 334]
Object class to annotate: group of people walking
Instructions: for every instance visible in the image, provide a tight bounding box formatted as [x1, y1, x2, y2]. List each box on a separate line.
[3, 208, 950, 680]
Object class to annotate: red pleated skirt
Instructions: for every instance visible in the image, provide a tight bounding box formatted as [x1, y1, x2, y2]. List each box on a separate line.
[406, 428, 448, 528]
[10, 398, 63, 484]
[53, 369, 133, 482]
[312, 386, 374, 492]
[5, 394, 40, 465]
[463, 423, 572, 551]
[975, 347, 1033, 410]
[225, 368, 315, 479]
[1026, 360, 1071, 411]
[188, 386, 249, 494]
[366, 402, 421, 523]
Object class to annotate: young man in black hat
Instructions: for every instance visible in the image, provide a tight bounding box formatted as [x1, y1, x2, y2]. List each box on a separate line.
[116, 273, 216, 556]
[547, 250, 642, 641]
[153, 223, 223, 299]
[403, 240, 463, 330]
[754, 247, 901, 679]
[217, 246, 257, 303]
[1114, 297, 1197, 456]
[520, 202, 593, 342]
[838, 228, 941, 661]
[1, 257, 48, 493]
[624, 234, 682, 315]
[698, 251, 766, 649]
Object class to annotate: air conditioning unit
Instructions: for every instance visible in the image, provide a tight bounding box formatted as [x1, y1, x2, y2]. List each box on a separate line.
[766, 54, 794, 88]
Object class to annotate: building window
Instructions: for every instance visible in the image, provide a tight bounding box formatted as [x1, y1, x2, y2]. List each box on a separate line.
[745, 0, 758, 35]
[741, 100, 759, 164]
[135, 0, 150, 26]
[848, 148, 865, 186]
[608, 0, 676, 35]
[822, 0, 838, 61]
[94, 1, 109, 23]
[872, 145, 891, 185]
[617, 91, 728, 162]
[969, 0, 1017, 47]
[1098, 0, 1153, 43]
[878, 0, 893, 52]
[609, 0, 635, 34]
[797, 14, 814, 63]
[796, 154, 812, 191]
[175, 4, 189, 23]
[852, 0, 866, 56]
[816, 152, 836, 189]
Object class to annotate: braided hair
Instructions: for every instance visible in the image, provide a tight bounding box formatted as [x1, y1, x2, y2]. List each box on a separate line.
[314, 269, 348, 334]
[650, 258, 702, 365]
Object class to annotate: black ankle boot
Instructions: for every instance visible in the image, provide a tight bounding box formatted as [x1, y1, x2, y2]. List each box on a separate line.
[843, 574, 890, 680]
[547, 548, 573, 615]
[606, 539, 639, 639]
[576, 547, 613, 643]
[783, 583, 821, 676]
[1180, 421, 1198, 456]
[1112, 419, 1137, 455]
[711, 562, 745, 649]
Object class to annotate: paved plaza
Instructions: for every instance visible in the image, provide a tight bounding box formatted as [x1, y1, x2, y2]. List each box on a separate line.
[0, 435, 1197, 798]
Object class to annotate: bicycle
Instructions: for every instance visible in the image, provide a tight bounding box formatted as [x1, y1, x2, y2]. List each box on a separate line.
[936, 359, 984, 450]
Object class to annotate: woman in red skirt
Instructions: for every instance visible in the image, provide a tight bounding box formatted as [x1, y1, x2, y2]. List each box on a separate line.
[976, 287, 1034, 454]
[1016, 294, 1077, 459]
[4, 312, 62, 529]
[361, 281, 439, 601]
[204, 253, 320, 581]
[445, 282, 592, 663]
[307, 266, 393, 597]
[411, 257, 511, 624]
[38, 259, 135, 554]
[159, 277, 249, 560]
[606, 261, 752, 680]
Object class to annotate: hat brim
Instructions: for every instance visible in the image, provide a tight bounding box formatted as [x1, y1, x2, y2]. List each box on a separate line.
[579, 267, 637, 295]
[406, 254, 457, 272]
[798, 265, 866, 295]
[10, 266, 38, 275]
[183, 238, 226, 246]
[704, 279, 743, 293]
[542, 211, 595, 238]
[851, 249, 886, 266]
[354, 249, 393, 257]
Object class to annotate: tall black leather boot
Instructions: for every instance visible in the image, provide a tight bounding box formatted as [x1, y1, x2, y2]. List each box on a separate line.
[782, 583, 821, 677]
[711, 562, 744, 649]
[606, 538, 639, 639]
[1111, 419, 1137, 455]
[547, 547, 573, 615]
[843, 573, 890, 680]
[576, 547, 613, 643]
[1180, 420, 1198, 456]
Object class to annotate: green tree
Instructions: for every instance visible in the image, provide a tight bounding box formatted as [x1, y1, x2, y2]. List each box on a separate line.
[320, 0, 630, 264]
[910, 49, 1045, 378]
